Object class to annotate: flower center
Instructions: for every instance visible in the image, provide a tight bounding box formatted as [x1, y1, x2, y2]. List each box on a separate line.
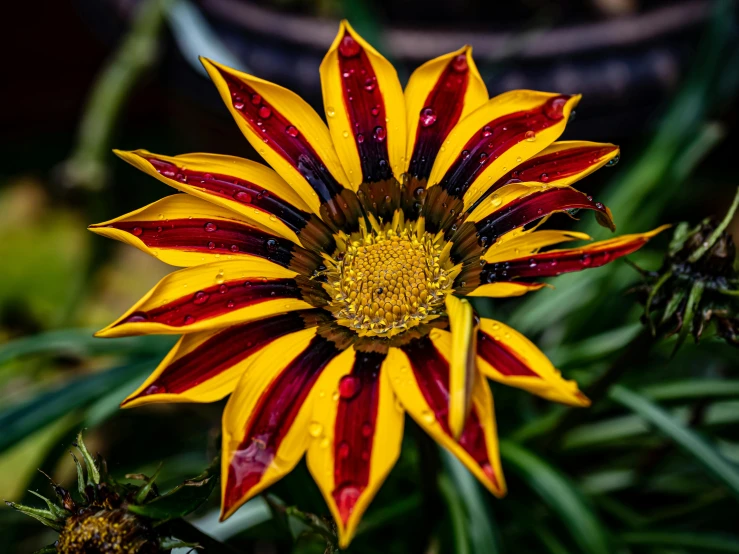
[323, 221, 457, 337]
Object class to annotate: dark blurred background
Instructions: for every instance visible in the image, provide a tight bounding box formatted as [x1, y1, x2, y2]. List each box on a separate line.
[2, 1, 739, 553]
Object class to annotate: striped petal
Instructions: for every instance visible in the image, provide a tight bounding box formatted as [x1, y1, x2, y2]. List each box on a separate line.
[307, 348, 402, 548]
[95, 259, 325, 338]
[483, 228, 592, 264]
[115, 149, 335, 252]
[388, 331, 506, 496]
[221, 329, 346, 519]
[480, 226, 670, 284]
[466, 282, 547, 298]
[201, 57, 366, 233]
[89, 195, 322, 274]
[121, 310, 327, 407]
[404, 46, 487, 183]
[477, 318, 589, 406]
[475, 141, 619, 206]
[320, 21, 406, 220]
[445, 296, 477, 439]
[423, 92, 579, 230]
[451, 185, 614, 273]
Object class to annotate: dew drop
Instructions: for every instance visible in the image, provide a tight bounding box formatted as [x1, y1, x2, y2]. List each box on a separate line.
[544, 96, 567, 120]
[481, 126, 492, 138]
[251, 93, 261, 105]
[461, 150, 470, 160]
[373, 126, 387, 142]
[308, 422, 323, 437]
[338, 441, 351, 458]
[540, 173, 549, 182]
[258, 105, 271, 119]
[144, 384, 165, 395]
[235, 191, 252, 203]
[285, 125, 299, 138]
[184, 315, 195, 325]
[132, 227, 143, 236]
[606, 155, 620, 167]
[363, 77, 376, 92]
[204, 222, 218, 232]
[370, 105, 380, 117]
[233, 101, 244, 110]
[230, 244, 239, 252]
[361, 422, 373, 437]
[193, 291, 209, 305]
[338, 35, 361, 58]
[343, 130, 350, 139]
[421, 410, 435, 423]
[219, 284, 228, 294]
[327, 106, 336, 118]
[451, 54, 468, 72]
[419, 107, 437, 127]
[265, 238, 278, 252]
[207, 241, 216, 250]
[581, 253, 592, 267]
[491, 194, 502, 207]
[525, 130, 536, 142]
[356, 133, 365, 144]
[338, 375, 361, 400]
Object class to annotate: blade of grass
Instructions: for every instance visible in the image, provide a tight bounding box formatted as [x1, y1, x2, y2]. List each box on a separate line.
[622, 531, 739, 552]
[441, 449, 502, 554]
[0, 359, 155, 453]
[609, 385, 739, 500]
[500, 441, 612, 554]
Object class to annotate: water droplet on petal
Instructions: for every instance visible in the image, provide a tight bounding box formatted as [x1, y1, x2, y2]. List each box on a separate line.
[204, 222, 217, 232]
[525, 130, 536, 142]
[132, 227, 143, 236]
[338, 35, 361, 58]
[338, 375, 361, 400]
[193, 291, 209, 305]
[451, 54, 468, 72]
[285, 125, 299, 138]
[373, 126, 387, 142]
[309, 422, 323, 437]
[606, 155, 620, 167]
[419, 107, 437, 127]
[258, 105, 271, 119]
[361, 422, 373, 437]
[544, 96, 568, 120]
[338, 441, 351, 458]
[421, 410, 435, 424]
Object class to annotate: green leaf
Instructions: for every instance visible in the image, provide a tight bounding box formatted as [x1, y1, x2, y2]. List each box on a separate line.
[128, 459, 218, 521]
[500, 441, 612, 554]
[622, 531, 739, 552]
[437, 473, 471, 554]
[440, 449, 502, 554]
[609, 385, 739, 500]
[0, 328, 174, 366]
[0, 359, 155, 453]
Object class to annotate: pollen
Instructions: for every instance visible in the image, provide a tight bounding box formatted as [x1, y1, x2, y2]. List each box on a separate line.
[323, 217, 458, 337]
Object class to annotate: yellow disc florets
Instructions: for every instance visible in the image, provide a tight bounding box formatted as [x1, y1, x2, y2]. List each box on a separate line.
[323, 217, 458, 337]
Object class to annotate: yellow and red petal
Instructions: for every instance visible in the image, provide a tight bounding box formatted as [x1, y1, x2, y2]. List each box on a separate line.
[479, 141, 619, 202]
[307, 348, 403, 548]
[466, 282, 548, 298]
[450, 185, 614, 269]
[320, 21, 406, 216]
[424, 91, 580, 227]
[445, 296, 477, 439]
[200, 58, 360, 222]
[95, 259, 325, 338]
[121, 310, 328, 407]
[483, 228, 592, 264]
[114, 150, 335, 252]
[89, 195, 322, 273]
[221, 328, 346, 519]
[476, 318, 589, 406]
[480, 225, 669, 283]
[388, 332, 506, 496]
[404, 46, 487, 183]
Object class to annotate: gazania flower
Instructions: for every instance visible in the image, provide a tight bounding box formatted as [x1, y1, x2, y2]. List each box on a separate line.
[91, 21, 664, 547]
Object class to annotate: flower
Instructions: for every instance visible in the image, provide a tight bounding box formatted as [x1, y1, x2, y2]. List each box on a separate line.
[91, 21, 665, 547]
[638, 187, 739, 351]
[5, 432, 211, 553]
